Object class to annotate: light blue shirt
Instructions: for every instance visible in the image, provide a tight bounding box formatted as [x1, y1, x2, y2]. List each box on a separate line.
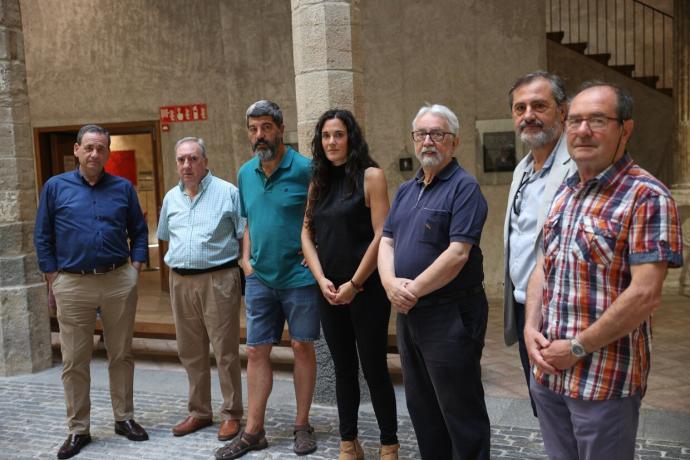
[508, 149, 557, 303]
[157, 171, 244, 269]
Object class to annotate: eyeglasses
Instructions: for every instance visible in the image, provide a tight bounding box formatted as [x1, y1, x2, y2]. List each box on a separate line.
[565, 115, 620, 132]
[411, 130, 455, 143]
[511, 171, 531, 216]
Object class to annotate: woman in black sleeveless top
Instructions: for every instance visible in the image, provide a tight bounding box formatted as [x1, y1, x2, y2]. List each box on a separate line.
[301, 109, 398, 459]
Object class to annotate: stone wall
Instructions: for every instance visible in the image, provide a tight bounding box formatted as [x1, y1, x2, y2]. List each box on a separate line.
[359, 0, 547, 296]
[18, 0, 549, 298]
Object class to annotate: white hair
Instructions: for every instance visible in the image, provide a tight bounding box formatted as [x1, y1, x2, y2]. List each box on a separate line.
[412, 104, 460, 134]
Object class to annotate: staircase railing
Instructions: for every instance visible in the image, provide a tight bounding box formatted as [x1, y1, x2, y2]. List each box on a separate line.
[546, 0, 673, 91]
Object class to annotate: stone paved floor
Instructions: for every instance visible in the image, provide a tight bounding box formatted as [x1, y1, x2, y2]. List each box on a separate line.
[1, 375, 689, 459]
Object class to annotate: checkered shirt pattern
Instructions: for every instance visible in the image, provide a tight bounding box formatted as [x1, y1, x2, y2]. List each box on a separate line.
[535, 154, 683, 400]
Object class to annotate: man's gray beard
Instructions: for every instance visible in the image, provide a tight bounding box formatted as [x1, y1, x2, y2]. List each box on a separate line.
[519, 124, 561, 149]
[417, 152, 443, 168]
[256, 147, 276, 161]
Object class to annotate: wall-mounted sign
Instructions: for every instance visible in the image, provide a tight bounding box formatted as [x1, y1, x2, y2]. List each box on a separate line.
[160, 104, 208, 124]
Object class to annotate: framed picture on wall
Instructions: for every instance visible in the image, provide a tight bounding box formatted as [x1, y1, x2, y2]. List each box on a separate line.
[483, 131, 516, 172]
[474, 119, 526, 186]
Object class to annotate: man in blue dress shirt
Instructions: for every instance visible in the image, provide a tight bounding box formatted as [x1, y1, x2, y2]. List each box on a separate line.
[157, 137, 245, 442]
[34, 124, 149, 459]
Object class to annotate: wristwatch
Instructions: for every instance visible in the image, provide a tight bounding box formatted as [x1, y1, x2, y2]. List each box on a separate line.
[570, 337, 587, 358]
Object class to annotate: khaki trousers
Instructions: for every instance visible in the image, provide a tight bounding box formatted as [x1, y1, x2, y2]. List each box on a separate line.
[52, 263, 139, 435]
[169, 267, 243, 421]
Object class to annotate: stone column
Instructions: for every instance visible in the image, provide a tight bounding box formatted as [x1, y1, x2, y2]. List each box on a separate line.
[669, 1, 690, 294]
[291, 0, 367, 404]
[673, 0, 690, 189]
[291, 0, 364, 152]
[0, 0, 52, 376]
[670, 0, 690, 294]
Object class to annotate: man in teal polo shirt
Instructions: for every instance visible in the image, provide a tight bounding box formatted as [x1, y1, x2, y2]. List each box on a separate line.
[216, 100, 319, 459]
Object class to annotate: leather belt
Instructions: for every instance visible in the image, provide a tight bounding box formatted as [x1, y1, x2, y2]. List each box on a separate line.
[61, 260, 128, 275]
[172, 259, 238, 276]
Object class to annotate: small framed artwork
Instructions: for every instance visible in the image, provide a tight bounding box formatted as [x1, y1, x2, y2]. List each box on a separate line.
[475, 119, 525, 185]
[483, 131, 516, 172]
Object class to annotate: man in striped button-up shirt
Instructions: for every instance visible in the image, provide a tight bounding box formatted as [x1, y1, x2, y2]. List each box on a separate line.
[524, 81, 683, 460]
[158, 137, 245, 442]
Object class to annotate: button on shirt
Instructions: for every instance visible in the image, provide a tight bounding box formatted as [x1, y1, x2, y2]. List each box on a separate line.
[382, 159, 488, 298]
[508, 150, 557, 304]
[34, 169, 148, 273]
[237, 147, 314, 289]
[536, 153, 683, 400]
[157, 171, 244, 269]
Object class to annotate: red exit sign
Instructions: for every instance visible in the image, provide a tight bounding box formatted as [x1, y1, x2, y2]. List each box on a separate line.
[160, 104, 208, 123]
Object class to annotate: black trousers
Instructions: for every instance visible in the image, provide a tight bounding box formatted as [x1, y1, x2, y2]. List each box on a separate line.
[319, 275, 398, 445]
[397, 291, 490, 460]
[514, 298, 538, 417]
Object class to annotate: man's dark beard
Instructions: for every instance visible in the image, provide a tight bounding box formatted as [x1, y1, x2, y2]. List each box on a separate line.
[253, 138, 277, 161]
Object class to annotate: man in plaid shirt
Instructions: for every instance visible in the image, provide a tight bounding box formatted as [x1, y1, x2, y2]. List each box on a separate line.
[524, 81, 683, 459]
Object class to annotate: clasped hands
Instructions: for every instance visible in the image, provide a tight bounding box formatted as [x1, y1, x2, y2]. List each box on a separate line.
[318, 278, 361, 305]
[524, 327, 580, 375]
[384, 278, 418, 314]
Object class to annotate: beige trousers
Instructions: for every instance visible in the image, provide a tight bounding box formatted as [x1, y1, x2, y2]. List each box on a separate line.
[169, 267, 243, 421]
[52, 263, 139, 435]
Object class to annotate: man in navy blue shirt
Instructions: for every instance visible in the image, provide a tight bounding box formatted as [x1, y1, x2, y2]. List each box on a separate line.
[379, 104, 490, 459]
[34, 125, 149, 459]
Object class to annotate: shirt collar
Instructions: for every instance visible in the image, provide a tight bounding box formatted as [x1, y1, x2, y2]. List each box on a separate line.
[74, 167, 106, 185]
[414, 157, 459, 185]
[524, 134, 563, 176]
[542, 135, 563, 171]
[565, 152, 633, 189]
[177, 169, 213, 192]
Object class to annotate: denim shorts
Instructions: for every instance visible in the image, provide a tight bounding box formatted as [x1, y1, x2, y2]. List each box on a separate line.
[244, 274, 321, 346]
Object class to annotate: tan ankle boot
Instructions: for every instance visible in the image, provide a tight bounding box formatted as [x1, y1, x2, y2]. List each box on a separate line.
[380, 443, 400, 459]
[339, 439, 364, 460]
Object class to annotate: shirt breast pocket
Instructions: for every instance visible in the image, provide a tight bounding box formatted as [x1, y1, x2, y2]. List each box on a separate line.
[419, 208, 450, 245]
[573, 216, 621, 266]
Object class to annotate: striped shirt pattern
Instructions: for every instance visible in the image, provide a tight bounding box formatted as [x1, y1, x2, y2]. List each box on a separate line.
[158, 171, 245, 269]
[535, 153, 683, 400]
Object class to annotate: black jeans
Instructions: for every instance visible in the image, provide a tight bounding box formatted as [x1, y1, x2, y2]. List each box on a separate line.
[397, 291, 490, 460]
[319, 275, 398, 445]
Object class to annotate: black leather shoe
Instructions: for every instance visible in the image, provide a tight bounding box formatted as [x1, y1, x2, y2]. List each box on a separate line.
[57, 433, 92, 459]
[114, 419, 149, 441]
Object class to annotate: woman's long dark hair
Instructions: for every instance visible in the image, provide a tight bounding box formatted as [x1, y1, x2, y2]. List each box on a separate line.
[306, 109, 378, 235]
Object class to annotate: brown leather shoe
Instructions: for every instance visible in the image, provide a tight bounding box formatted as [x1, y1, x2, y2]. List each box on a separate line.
[172, 415, 213, 436]
[218, 419, 241, 441]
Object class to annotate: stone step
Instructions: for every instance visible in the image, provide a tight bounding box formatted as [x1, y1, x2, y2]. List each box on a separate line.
[610, 64, 636, 77]
[634, 75, 660, 88]
[564, 42, 588, 53]
[546, 31, 565, 43]
[658, 88, 673, 97]
[586, 53, 611, 65]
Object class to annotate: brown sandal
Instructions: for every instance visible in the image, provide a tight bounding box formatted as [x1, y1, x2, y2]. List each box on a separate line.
[215, 429, 268, 459]
[293, 424, 317, 456]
